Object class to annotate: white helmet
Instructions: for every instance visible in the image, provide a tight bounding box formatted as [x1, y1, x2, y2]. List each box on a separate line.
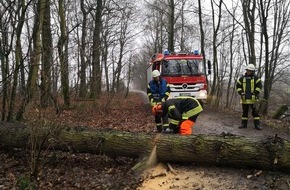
[152, 70, 161, 78]
[246, 64, 255, 71]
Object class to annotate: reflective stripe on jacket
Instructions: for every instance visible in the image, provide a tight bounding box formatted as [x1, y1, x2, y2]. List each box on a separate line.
[147, 78, 170, 102]
[236, 74, 262, 104]
[162, 96, 203, 125]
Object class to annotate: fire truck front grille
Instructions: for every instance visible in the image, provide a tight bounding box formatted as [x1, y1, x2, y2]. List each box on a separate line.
[169, 83, 204, 92]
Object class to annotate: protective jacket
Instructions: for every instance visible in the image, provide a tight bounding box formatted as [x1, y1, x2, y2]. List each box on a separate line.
[147, 78, 170, 105]
[236, 73, 262, 104]
[161, 96, 203, 127]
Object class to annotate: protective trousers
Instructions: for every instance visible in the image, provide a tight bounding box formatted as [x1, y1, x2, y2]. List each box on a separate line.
[241, 104, 260, 127]
[155, 114, 169, 132]
[179, 120, 194, 135]
[178, 114, 199, 135]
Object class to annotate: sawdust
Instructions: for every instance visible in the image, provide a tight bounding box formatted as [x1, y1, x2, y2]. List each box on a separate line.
[145, 145, 158, 168]
[138, 162, 290, 190]
[138, 163, 234, 190]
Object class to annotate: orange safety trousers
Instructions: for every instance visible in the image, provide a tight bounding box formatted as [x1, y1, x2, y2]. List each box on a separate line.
[179, 120, 194, 135]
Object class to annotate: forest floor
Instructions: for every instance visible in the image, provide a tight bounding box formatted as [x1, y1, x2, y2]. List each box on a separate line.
[1, 91, 290, 190]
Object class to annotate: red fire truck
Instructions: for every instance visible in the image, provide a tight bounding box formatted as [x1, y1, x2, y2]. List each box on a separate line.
[147, 50, 211, 103]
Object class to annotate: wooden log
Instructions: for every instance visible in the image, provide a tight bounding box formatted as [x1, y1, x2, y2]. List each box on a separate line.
[0, 122, 290, 173]
[272, 105, 288, 119]
[156, 133, 290, 173]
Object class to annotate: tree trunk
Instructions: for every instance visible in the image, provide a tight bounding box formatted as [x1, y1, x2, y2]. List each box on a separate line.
[242, 0, 256, 66]
[79, 0, 88, 98]
[209, 0, 222, 104]
[91, 0, 102, 99]
[0, 36, 9, 121]
[16, 0, 46, 121]
[41, 0, 52, 108]
[198, 0, 207, 84]
[0, 124, 290, 173]
[58, 0, 70, 108]
[7, 0, 27, 121]
[167, 0, 174, 52]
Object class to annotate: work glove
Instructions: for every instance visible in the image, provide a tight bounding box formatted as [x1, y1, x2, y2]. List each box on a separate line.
[163, 127, 172, 134]
[241, 92, 245, 100]
[251, 92, 259, 101]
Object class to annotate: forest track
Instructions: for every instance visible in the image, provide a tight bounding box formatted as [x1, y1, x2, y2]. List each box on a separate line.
[132, 89, 290, 140]
[132, 90, 290, 190]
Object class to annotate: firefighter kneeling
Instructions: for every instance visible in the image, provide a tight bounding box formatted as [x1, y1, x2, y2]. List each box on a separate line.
[152, 97, 203, 135]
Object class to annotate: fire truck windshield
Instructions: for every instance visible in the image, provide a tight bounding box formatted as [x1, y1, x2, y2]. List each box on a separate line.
[162, 59, 205, 76]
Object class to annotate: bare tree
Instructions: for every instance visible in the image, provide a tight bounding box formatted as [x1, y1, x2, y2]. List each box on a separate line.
[167, 0, 175, 52]
[0, 1, 15, 121]
[258, 0, 290, 114]
[198, 0, 207, 78]
[7, 0, 30, 121]
[208, 0, 222, 105]
[78, 0, 91, 98]
[143, 0, 167, 53]
[58, 0, 70, 107]
[111, 1, 136, 92]
[225, 13, 240, 108]
[40, 0, 52, 107]
[241, 0, 256, 66]
[101, 9, 112, 93]
[144, 0, 183, 53]
[90, 0, 103, 99]
[17, 0, 46, 120]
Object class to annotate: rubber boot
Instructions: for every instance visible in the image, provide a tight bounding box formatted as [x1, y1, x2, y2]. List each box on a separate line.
[254, 120, 262, 130]
[172, 126, 180, 134]
[156, 125, 163, 133]
[239, 120, 247, 128]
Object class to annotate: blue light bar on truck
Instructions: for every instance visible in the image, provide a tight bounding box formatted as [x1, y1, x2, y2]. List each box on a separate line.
[193, 50, 199, 55]
[163, 50, 170, 55]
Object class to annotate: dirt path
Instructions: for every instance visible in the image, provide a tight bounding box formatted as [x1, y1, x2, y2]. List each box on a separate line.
[133, 89, 290, 140]
[133, 91, 290, 190]
[196, 106, 290, 141]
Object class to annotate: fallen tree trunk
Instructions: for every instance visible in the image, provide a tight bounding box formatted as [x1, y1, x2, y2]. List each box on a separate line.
[1, 122, 290, 173]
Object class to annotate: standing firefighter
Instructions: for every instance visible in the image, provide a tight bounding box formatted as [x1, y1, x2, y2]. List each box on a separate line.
[236, 64, 262, 130]
[147, 70, 170, 132]
[152, 96, 203, 135]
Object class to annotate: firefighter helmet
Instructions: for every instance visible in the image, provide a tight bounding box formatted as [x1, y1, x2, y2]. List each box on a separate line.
[152, 104, 162, 115]
[246, 64, 255, 71]
[152, 70, 161, 78]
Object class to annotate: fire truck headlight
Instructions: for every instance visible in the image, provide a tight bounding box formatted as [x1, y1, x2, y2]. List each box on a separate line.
[199, 91, 207, 98]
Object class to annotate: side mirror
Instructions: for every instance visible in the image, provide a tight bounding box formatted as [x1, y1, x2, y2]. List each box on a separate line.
[207, 60, 211, 75]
